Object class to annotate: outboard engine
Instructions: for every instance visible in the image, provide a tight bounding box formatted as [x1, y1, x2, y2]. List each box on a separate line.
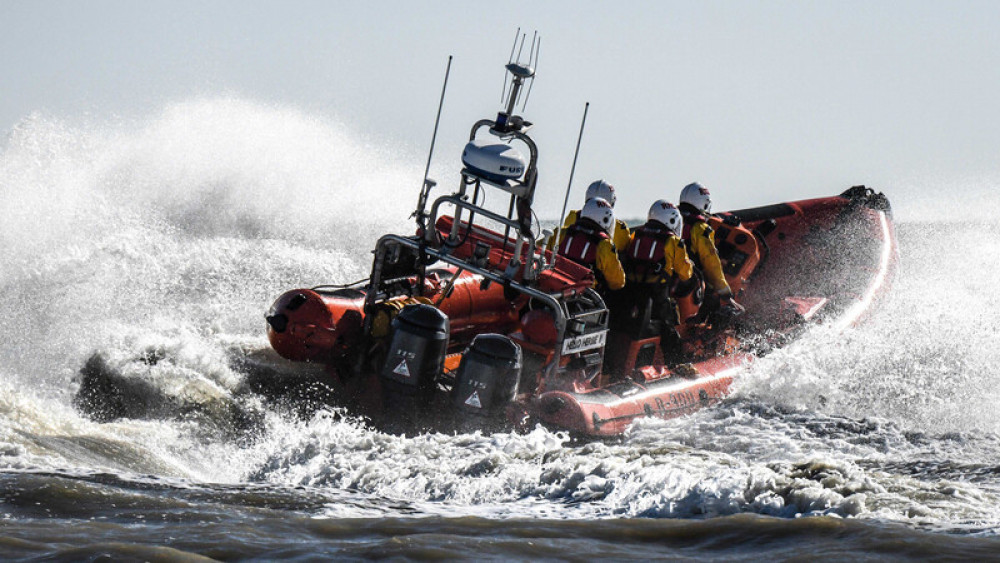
[451, 334, 521, 423]
[380, 304, 450, 404]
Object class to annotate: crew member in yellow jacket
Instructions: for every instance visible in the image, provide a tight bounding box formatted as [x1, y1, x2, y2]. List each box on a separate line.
[549, 180, 631, 252]
[622, 200, 696, 364]
[555, 197, 625, 292]
[678, 182, 744, 314]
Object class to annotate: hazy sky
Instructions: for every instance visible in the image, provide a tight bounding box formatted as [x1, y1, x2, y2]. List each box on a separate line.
[3, 0, 1000, 219]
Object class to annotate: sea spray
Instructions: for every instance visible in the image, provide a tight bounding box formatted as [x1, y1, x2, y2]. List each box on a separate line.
[736, 222, 1000, 434]
[0, 98, 418, 480]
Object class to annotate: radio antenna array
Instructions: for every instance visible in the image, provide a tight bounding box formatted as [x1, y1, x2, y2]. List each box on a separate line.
[499, 29, 539, 116]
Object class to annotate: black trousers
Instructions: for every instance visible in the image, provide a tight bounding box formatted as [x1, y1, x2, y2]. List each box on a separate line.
[609, 284, 685, 366]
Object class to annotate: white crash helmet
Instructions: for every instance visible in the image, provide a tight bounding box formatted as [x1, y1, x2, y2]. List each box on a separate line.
[580, 197, 615, 234]
[680, 182, 712, 214]
[585, 180, 616, 207]
[648, 200, 683, 232]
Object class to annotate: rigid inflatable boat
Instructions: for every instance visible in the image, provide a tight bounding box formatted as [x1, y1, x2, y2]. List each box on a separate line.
[261, 42, 897, 437]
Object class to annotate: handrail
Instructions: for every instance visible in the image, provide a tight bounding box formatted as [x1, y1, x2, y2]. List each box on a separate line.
[425, 194, 544, 281]
[426, 195, 528, 245]
[367, 233, 572, 377]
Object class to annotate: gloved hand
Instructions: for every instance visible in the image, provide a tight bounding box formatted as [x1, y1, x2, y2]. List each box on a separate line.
[721, 295, 745, 315]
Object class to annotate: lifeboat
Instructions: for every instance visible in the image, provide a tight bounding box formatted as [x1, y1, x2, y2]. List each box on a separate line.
[261, 40, 898, 436]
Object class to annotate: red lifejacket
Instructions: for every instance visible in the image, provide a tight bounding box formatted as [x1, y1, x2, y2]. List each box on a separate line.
[679, 204, 707, 270]
[558, 218, 609, 268]
[679, 209, 704, 242]
[624, 222, 674, 284]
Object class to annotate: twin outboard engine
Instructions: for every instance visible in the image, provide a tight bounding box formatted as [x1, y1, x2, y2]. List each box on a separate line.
[451, 334, 521, 422]
[378, 305, 522, 432]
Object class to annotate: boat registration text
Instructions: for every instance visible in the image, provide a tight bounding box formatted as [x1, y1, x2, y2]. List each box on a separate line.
[562, 330, 608, 354]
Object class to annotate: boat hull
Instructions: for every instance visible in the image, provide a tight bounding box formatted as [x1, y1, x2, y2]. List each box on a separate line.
[259, 187, 897, 437]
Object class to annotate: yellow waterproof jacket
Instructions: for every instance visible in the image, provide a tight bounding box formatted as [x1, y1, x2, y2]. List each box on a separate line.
[594, 239, 626, 291]
[556, 223, 626, 291]
[549, 209, 631, 252]
[624, 225, 694, 286]
[686, 220, 731, 295]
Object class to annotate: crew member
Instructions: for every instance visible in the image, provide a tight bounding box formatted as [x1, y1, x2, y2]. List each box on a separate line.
[622, 200, 695, 364]
[556, 197, 625, 293]
[549, 180, 631, 252]
[678, 182, 744, 315]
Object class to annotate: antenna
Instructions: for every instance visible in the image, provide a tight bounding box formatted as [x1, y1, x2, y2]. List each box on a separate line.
[501, 27, 520, 104]
[412, 55, 453, 231]
[507, 27, 520, 63]
[497, 29, 539, 125]
[553, 102, 590, 254]
[521, 36, 540, 111]
[515, 33, 527, 65]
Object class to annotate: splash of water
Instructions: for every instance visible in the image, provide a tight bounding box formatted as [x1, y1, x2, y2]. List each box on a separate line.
[737, 222, 1000, 434]
[0, 98, 419, 480]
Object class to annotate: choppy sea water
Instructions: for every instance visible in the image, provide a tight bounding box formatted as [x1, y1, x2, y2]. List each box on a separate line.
[2, 99, 1000, 560]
